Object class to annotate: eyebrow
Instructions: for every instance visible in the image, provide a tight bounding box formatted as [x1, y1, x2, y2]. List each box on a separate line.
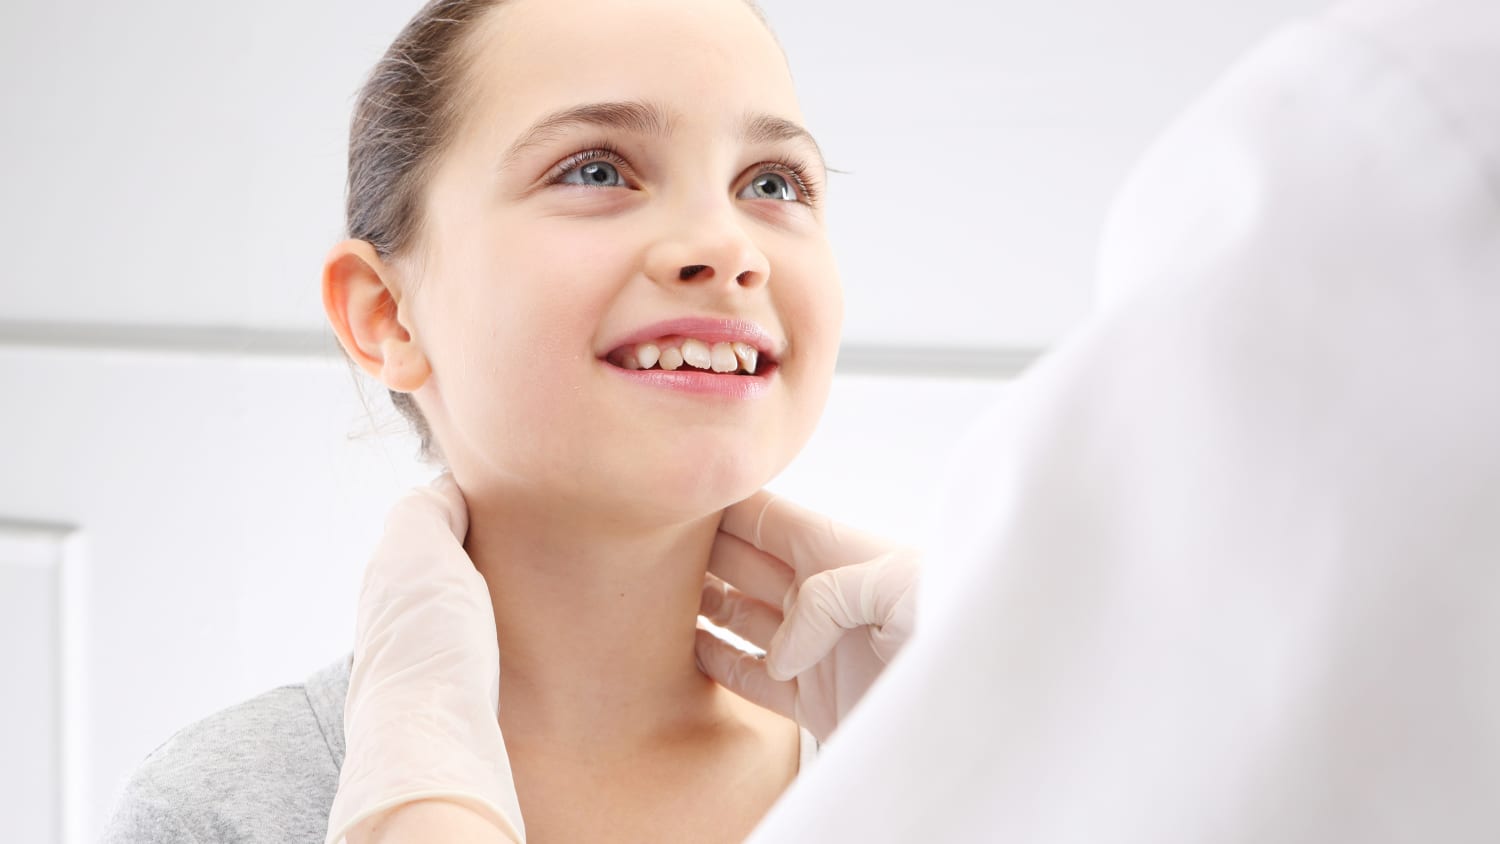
[497, 99, 827, 176]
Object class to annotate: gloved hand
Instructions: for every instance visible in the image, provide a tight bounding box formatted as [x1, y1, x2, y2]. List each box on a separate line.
[694, 489, 920, 744]
[325, 473, 527, 844]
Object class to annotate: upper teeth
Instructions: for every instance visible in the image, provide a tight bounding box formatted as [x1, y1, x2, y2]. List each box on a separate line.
[617, 339, 760, 374]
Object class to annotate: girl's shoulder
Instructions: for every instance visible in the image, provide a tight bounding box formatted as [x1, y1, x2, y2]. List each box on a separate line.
[98, 653, 351, 843]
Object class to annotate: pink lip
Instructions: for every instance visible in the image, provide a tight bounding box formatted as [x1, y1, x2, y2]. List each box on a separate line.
[599, 317, 782, 364]
[600, 358, 779, 398]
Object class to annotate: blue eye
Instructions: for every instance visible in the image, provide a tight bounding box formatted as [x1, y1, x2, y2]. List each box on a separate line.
[740, 172, 795, 201]
[545, 143, 822, 206]
[559, 159, 627, 188]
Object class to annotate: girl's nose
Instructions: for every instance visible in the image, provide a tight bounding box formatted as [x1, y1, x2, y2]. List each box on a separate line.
[678, 264, 759, 285]
[644, 207, 771, 291]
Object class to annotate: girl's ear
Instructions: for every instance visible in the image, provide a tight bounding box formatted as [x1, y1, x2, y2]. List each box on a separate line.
[321, 239, 433, 393]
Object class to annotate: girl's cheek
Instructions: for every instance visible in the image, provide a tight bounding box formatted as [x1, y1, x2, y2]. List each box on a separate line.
[532, 193, 639, 224]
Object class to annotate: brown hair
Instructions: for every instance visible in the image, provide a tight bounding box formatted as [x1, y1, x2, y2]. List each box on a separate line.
[340, 0, 776, 466]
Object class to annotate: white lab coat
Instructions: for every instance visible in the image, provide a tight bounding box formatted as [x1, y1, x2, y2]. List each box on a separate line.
[748, 0, 1500, 841]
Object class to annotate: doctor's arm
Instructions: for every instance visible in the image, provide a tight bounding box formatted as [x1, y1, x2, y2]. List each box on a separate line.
[743, 0, 1500, 840]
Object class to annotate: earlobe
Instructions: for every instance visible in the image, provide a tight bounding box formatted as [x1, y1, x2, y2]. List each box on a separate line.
[321, 239, 433, 393]
[378, 335, 433, 392]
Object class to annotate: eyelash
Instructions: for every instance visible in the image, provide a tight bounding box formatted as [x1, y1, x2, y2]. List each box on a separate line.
[544, 140, 822, 206]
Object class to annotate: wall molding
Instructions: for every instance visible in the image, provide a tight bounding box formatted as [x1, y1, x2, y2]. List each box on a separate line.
[0, 320, 339, 359]
[0, 319, 1043, 379]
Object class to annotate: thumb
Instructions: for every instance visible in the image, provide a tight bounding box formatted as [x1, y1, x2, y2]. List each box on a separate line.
[422, 471, 469, 541]
[387, 471, 469, 542]
[765, 561, 879, 681]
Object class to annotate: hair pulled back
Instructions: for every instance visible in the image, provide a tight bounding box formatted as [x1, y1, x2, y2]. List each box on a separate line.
[342, 0, 510, 465]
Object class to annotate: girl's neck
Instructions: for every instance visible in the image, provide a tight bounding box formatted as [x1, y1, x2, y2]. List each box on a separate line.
[462, 488, 736, 756]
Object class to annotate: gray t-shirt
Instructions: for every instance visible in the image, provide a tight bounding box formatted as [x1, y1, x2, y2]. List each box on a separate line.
[99, 652, 820, 842]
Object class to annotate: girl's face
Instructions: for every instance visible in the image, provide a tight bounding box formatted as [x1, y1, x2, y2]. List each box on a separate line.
[411, 0, 843, 519]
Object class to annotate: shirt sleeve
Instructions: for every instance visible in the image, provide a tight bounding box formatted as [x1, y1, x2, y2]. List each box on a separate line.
[98, 765, 214, 843]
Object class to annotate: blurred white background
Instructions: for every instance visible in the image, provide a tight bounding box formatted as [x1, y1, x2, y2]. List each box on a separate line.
[0, 0, 1327, 840]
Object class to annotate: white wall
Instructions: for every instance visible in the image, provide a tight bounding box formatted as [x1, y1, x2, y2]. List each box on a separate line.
[0, 0, 1329, 840]
[1, 0, 1323, 346]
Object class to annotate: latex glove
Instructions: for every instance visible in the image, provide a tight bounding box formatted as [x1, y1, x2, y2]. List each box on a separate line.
[694, 489, 920, 744]
[325, 473, 527, 844]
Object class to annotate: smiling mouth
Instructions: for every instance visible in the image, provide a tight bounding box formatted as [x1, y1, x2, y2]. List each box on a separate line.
[601, 353, 779, 378]
[602, 338, 775, 376]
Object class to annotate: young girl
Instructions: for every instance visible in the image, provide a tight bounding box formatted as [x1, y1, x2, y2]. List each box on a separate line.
[322, 0, 843, 838]
[102, 0, 916, 842]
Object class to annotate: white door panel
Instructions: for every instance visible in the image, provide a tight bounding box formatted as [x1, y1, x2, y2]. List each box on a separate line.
[0, 522, 88, 844]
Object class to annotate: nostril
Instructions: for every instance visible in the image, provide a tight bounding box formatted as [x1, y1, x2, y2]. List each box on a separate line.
[679, 265, 708, 281]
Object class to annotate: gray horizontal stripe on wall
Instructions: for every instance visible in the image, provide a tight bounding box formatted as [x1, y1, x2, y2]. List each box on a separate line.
[0, 320, 1041, 380]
